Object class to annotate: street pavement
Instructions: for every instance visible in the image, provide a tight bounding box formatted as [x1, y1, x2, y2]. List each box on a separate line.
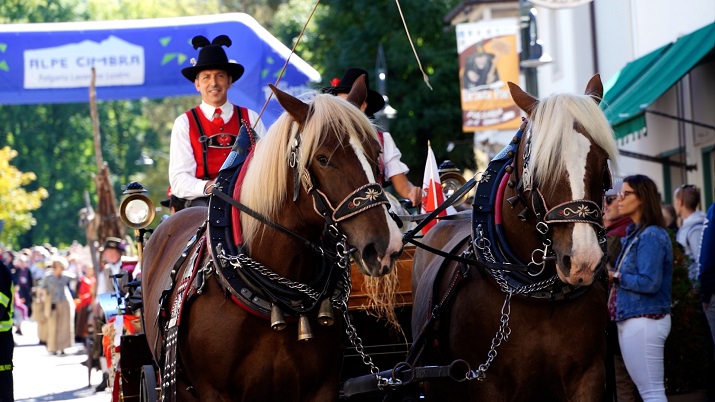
[12, 320, 110, 401]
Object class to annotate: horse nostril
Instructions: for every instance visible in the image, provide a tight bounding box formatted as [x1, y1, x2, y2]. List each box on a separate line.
[562, 255, 571, 269]
[362, 243, 378, 267]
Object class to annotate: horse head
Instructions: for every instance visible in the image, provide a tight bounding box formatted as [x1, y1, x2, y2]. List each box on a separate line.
[507, 75, 618, 286]
[239, 76, 403, 278]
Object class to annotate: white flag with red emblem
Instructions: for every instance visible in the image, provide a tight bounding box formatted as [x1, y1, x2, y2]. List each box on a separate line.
[421, 142, 457, 235]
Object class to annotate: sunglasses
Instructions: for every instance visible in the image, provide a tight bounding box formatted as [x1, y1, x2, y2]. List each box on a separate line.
[617, 190, 636, 199]
[604, 196, 617, 205]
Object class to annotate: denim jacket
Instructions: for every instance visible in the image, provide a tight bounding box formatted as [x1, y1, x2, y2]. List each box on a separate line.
[613, 224, 673, 321]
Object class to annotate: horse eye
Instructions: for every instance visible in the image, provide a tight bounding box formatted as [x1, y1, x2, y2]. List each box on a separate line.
[316, 155, 329, 166]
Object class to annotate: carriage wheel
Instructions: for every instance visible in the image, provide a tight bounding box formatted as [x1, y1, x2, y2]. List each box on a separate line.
[140, 365, 159, 402]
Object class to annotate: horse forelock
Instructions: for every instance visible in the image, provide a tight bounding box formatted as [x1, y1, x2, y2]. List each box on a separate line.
[527, 93, 618, 194]
[240, 93, 378, 246]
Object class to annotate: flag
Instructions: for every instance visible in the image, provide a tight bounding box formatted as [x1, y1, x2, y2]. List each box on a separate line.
[421, 142, 457, 235]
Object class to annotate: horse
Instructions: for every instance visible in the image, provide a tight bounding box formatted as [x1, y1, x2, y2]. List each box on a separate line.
[140, 76, 404, 401]
[411, 75, 619, 401]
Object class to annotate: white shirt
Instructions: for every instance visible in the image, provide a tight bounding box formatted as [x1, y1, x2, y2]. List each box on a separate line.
[381, 131, 409, 179]
[169, 101, 267, 200]
[96, 261, 122, 295]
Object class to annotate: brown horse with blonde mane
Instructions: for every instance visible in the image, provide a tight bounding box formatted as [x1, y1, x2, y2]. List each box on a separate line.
[140, 76, 403, 401]
[411, 75, 619, 401]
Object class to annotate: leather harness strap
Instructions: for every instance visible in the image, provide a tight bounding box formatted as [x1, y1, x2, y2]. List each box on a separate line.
[190, 108, 211, 180]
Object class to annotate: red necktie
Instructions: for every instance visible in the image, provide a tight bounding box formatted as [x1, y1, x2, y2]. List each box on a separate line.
[212, 108, 222, 125]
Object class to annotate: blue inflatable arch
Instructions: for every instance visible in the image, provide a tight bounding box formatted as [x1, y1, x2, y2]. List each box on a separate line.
[0, 13, 321, 126]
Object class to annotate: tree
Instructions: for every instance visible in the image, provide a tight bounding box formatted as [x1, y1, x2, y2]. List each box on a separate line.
[0, 146, 49, 248]
[274, 0, 470, 185]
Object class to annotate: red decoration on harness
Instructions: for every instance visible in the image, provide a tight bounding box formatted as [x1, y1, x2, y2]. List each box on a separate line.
[330, 77, 341, 87]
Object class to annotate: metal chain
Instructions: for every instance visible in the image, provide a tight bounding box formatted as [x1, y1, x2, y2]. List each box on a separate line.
[468, 290, 512, 381]
[334, 235, 391, 389]
[465, 224, 558, 382]
[217, 251, 321, 301]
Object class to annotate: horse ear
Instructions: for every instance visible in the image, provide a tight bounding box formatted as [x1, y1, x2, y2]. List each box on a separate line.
[508, 81, 538, 116]
[584, 74, 603, 105]
[346, 75, 368, 110]
[269, 84, 309, 124]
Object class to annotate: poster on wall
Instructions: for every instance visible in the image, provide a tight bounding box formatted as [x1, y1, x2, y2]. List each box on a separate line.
[456, 18, 521, 132]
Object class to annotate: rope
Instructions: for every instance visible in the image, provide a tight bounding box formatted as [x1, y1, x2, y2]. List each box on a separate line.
[394, 0, 432, 90]
[254, 0, 322, 125]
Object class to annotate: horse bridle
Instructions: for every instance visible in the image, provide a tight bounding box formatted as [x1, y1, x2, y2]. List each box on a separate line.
[288, 121, 390, 228]
[507, 124, 609, 275]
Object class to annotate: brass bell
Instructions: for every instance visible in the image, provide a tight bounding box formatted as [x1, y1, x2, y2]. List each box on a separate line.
[270, 304, 287, 331]
[298, 315, 313, 341]
[317, 298, 334, 326]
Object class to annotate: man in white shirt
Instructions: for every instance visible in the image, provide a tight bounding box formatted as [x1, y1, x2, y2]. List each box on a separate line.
[322, 67, 422, 207]
[674, 185, 706, 282]
[169, 34, 266, 209]
[95, 237, 129, 296]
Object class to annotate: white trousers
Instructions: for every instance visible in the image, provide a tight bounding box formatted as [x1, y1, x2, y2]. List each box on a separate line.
[617, 315, 671, 402]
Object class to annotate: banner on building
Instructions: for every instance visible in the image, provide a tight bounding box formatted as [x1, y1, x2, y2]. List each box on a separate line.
[456, 19, 521, 132]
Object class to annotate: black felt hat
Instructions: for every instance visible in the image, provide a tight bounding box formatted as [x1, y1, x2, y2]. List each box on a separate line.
[160, 187, 172, 208]
[181, 35, 244, 83]
[321, 67, 385, 117]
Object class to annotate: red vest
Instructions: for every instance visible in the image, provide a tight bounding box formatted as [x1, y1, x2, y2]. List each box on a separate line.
[186, 105, 250, 179]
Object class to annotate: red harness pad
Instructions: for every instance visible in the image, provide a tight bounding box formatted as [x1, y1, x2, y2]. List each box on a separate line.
[170, 236, 206, 327]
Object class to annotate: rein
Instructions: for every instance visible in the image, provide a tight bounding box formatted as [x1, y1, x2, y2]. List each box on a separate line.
[401, 176, 529, 272]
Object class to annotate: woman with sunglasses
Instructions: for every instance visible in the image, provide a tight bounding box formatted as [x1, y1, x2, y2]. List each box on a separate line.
[608, 174, 673, 401]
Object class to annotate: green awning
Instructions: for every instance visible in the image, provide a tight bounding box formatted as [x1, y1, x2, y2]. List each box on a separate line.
[602, 22, 715, 139]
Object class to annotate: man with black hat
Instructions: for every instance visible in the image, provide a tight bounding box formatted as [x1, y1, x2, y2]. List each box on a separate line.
[96, 237, 130, 296]
[169, 35, 267, 208]
[92, 236, 132, 392]
[322, 67, 421, 207]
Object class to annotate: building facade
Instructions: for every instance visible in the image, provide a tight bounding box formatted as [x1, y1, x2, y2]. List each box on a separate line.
[446, 0, 715, 206]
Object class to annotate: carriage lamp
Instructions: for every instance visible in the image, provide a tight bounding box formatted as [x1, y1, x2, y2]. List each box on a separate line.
[120, 182, 156, 229]
[120, 182, 155, 264]
[439, 160, 469, 207]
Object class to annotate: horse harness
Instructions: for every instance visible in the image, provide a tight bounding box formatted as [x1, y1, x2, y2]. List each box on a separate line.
[157, 120, 394, 400]
[354, 120, 612, 392]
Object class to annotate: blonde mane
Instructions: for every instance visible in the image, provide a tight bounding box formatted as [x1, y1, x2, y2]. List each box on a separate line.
[239, 93, 378, 249]
[526, 93, 619, 191]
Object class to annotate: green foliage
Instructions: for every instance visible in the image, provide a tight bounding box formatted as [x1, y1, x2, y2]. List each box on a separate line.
[664, 229, 715, 394]
[85, 0, 220, 20]
[0, 0, 87, 24]
[273, 0, 470, 185]
[0, 147, 49, 248]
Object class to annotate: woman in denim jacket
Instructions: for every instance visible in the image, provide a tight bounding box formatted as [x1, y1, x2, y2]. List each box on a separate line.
[608, 174, 673, 402]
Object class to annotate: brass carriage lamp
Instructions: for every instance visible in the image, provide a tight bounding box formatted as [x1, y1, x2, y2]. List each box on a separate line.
[119, 182, 156, 262]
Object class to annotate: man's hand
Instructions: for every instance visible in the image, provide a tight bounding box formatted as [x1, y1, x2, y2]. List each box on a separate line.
[407, 186, 422, 207]
[203, 179, 217, 195]
[390, 173, 422, 207]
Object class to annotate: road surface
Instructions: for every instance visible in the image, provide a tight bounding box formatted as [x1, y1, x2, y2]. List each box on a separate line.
[13, 320, 109, 401]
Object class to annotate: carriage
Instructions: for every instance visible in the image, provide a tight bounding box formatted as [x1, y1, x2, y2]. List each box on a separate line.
[102, 74, 616, 401]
